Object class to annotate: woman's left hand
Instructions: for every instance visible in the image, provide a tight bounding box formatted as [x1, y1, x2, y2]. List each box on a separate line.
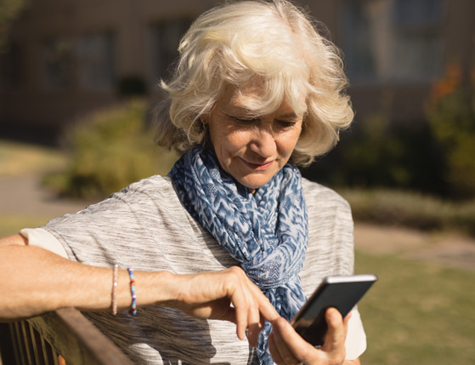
[268, 308, 358, 365]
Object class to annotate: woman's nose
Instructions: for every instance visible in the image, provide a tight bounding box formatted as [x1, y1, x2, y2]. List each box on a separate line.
[250, 128, 276, 158]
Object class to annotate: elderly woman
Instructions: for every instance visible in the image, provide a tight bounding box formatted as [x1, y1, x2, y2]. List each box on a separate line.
[0, 1, 366, 364]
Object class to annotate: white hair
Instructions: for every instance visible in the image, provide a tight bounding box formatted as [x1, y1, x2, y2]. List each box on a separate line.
[154, 0, 354, 166]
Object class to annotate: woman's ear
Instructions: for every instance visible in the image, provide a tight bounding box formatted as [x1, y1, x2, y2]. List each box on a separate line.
[199, 115, 211, 148]
[200, 115, 209, 126]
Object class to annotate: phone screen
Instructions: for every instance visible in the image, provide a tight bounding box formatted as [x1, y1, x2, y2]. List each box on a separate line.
[291, 274, 377, 346]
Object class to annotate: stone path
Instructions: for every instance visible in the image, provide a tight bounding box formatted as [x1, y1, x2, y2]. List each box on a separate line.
[0, 174, 94, 217]
[354, 223, 475, 271]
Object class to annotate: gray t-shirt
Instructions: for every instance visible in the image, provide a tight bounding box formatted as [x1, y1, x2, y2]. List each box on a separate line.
[28, 175, 365, 364]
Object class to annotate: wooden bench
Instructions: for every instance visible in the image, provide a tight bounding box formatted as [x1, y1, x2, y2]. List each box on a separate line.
[0, 308, 133, 365]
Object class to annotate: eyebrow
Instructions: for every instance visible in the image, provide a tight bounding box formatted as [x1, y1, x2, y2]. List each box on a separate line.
[277, 112, 299, 119]
[226, 106, 301, 119]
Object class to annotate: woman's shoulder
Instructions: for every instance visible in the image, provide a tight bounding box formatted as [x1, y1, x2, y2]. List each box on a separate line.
[102, 174, 184, 215]
[118, 174, 175, 195]
[301, 177, 351, 213]
[45, 175, 178, 223]
[109, 174, 177, 204]
[51, 175, 180, 223]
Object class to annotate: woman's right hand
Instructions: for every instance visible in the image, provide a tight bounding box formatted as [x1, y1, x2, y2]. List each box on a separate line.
[268, 308, 353, 365]
[162, 266, 280, 347]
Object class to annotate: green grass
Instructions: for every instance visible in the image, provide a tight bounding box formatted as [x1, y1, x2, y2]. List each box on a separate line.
[0, 215, 51, 237]
[0, 139, 66, 177]
[355, 251, 475, 365]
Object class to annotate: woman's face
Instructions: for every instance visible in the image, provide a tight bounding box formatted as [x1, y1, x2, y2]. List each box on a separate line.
[206, 85, 304, 191]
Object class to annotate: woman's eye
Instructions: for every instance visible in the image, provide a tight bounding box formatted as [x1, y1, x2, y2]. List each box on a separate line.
[232, 117, 256, 124]
[278, 120, 297, 128]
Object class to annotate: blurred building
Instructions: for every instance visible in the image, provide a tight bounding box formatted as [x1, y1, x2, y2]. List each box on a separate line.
[0, 0, 474, 138]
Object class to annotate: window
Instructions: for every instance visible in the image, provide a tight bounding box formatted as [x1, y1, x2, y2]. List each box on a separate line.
[77, 33, 115, 90]
[148, 20, 191, 85]
[42, 32, 115, 90]
[0, 43, 22, 91]
[43, 37, 75, 89]
[393, 0, 443, 28]
[341, 0, 444, 83]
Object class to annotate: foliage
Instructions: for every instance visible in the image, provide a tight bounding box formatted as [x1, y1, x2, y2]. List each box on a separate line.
[426, 63, 475, 198]
[0, 0, 28, 52]
[301, 115, 448, 197]
[303, 63, 475, 200]
[44, 99, 178, 199]
[340, 189, 475, 237]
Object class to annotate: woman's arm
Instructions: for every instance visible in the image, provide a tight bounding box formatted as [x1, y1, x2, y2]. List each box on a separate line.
[0, 234, 165, 319]
[0, 234, 279, 346]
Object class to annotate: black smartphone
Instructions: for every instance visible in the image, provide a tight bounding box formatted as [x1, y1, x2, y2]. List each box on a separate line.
[291, 274, 377, 347]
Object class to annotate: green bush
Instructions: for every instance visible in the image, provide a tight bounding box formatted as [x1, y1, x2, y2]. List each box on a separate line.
[302, 64, 475, 200]
[426, 65, 475, 198]
[340, 189, 475, 236]
[302, 114, 448, 196]
[44, 99, 178, 199]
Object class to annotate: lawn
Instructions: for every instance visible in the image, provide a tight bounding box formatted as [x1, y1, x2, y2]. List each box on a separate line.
[356, 251, 475, 365]
[0, 139, 66, 178]
[0, 215, 51, 237]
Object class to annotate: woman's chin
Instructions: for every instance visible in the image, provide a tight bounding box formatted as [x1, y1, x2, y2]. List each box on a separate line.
[236, 175, 273, 191]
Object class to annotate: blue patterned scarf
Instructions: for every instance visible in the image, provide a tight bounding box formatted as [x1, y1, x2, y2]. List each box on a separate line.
[169, 147, 308, 364]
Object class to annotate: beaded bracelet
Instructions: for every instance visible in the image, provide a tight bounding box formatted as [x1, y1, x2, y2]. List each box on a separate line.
[127, 267, 137, 315]
[111, 264, 119, 315]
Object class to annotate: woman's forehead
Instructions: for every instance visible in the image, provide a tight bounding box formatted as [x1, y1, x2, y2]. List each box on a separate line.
[218, 83, 306, 117]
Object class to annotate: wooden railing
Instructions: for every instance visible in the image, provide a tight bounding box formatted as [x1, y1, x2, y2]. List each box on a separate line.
[0, 308, 133, 365]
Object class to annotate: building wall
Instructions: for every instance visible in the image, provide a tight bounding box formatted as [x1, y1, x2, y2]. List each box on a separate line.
[343, 0, 475, 123]
[0, 0, 219, 130]
[0, 0, 473, 133]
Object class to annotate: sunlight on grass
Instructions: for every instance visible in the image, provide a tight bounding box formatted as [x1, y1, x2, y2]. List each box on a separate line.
[0, 215, 51, 237]
[0, 140, 67, 178]
[356, 251, 475, 365]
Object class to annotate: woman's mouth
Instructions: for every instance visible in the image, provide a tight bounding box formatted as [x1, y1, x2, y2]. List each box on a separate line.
[243, 159, 274, 170]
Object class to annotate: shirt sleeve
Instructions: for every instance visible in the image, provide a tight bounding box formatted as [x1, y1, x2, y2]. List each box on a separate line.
[301, 179, 367, 360]
[20, 227, 69, 259]
[345, 308, 367, 360]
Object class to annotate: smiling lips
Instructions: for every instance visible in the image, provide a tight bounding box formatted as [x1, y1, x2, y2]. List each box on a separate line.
[243, 159, 274, 170]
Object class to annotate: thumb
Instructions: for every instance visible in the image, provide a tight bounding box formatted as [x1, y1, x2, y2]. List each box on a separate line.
[322, 308, 346, 352]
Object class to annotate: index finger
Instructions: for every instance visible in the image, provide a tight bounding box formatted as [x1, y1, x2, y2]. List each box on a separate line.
[232, 278, 280, 344]
[254, 286, 280, 322]
[245, 285, 280, 345]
